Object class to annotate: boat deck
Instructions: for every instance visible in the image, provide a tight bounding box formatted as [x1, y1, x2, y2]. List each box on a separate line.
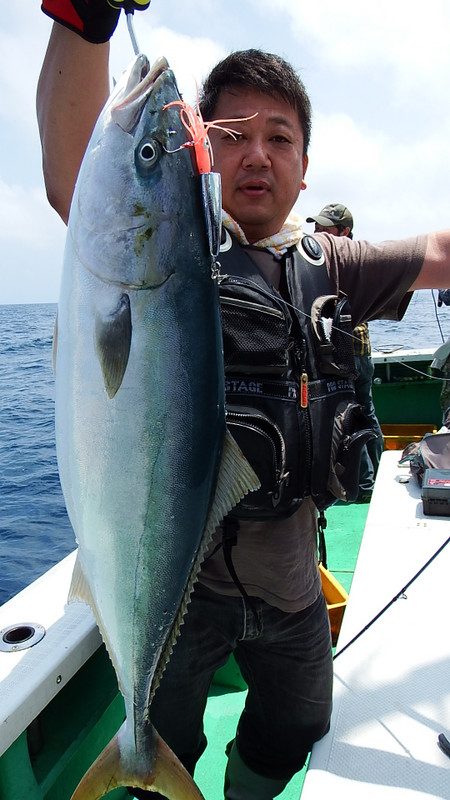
[3, 452, 448, 799]
[0, 499, 369, 800]
[302, 452, 450, 799]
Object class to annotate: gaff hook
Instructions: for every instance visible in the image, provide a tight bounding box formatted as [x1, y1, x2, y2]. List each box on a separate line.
[126, 11, 140, 56]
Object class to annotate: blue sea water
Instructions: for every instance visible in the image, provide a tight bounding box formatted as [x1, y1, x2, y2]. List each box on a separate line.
[0, 295, 448, 607]
[0, 304, 74, 607]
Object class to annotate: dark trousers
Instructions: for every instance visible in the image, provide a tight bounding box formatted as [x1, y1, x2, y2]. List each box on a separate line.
[132, 582, 333, 797]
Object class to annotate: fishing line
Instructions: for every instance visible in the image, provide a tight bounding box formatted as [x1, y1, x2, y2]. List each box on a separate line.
[431, 288, 447, 344]
[219, 270, 450, 386]
[333, 535, 450, 660]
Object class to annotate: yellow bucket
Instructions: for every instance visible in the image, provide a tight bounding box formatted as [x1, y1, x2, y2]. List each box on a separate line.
[381, 423, 437, 451]
[319, 563, 348, 646]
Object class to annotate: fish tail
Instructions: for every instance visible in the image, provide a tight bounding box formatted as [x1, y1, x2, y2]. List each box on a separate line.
[70, 724, 205, 800]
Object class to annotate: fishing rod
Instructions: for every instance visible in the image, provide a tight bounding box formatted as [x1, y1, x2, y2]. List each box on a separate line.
[333, 535, 450, 660]
[333, 533, 450, 760]
[431, 288, 446, 344]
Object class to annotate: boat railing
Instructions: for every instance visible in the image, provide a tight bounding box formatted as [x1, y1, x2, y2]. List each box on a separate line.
[0, 551, 100, 758]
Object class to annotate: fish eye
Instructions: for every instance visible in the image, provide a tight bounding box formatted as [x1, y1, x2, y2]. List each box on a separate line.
[137, 138, 160, 167]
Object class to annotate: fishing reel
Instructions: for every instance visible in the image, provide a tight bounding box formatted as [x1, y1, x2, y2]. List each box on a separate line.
[107, 0, 150, 9]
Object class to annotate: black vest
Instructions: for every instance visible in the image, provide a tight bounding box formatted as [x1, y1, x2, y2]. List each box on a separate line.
[218, 232, 376, 516]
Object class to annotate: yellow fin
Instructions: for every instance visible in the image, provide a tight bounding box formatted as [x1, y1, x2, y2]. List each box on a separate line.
[70, 725, 205, 800]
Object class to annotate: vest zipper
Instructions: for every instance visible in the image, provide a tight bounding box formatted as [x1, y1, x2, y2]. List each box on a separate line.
[220, 295, 285, 318]
[293, 340, 313, 497]
[300, 372, 308, 408]
[219, 275, 288, 317]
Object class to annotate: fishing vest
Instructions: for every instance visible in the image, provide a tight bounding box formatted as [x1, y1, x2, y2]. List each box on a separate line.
[218, 232, 377, 517]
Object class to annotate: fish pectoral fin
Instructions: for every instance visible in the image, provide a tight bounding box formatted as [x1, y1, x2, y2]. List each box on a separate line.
[70, 725, 205, 800]
[95, 293, 132, 399]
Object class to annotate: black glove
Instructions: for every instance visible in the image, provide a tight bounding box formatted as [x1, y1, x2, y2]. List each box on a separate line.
[438, 289, 450, 307]
[41, 0, 150, 45]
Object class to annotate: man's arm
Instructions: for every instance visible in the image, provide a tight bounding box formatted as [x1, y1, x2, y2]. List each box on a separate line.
[36, 23, 110, 224]
[410, 231, 450, 290]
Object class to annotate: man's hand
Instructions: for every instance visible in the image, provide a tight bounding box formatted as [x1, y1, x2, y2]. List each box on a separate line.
[41, 0, 150, 45]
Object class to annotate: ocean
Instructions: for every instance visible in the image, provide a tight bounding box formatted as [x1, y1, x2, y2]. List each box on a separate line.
[0, 303, 74, 606]
[0, 295, 449, 607]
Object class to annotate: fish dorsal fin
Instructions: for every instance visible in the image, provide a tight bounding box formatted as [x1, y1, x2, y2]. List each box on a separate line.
[94, 293, 132, 399]
[151, 429, 260, 696]
[68, 553, 126, 696]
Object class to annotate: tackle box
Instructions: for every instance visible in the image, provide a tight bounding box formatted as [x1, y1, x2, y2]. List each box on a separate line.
[421, 468, 450, 516]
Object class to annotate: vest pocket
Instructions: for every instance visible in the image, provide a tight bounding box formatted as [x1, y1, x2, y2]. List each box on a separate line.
[220, 294, 290, 374]
[330, 401, 378, 500]
[310, 394, 378, 508]
[226, 405, 289, 515]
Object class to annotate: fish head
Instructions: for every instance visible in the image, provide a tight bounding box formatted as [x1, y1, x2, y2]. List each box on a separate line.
[71, 55, 219, 291]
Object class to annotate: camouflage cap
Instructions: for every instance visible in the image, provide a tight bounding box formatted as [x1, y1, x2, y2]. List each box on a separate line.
[306, 203, 353, 230]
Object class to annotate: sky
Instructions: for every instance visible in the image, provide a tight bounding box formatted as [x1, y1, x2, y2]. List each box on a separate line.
[2, 1, 450, 304]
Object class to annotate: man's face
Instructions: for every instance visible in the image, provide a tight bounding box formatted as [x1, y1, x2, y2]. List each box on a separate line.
[314, 223, 340, 235]
[208, 88, 308, 243]
[314, 223, 349, 237]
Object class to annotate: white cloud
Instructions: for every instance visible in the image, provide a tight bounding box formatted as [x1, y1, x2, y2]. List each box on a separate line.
[0, 6, 225, 304]
[257, 0, 450, 93]
[0, 180, 65, 304]
[0, 7, 52, 131]
[0, 180, 64, 248]
[301, 109, 450, 239]
[2, 0, 450, 303]
[110, 18, 226, 104]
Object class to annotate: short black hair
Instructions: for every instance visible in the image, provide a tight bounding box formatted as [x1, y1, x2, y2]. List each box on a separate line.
[199, 49, 312, 155]
[337, 225, 353, 239]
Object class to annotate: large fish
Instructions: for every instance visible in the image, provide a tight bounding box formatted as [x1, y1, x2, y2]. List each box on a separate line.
[55, 54, 259, 800]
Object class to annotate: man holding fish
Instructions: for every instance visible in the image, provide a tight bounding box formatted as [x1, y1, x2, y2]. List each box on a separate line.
[37, 2, 450, 799]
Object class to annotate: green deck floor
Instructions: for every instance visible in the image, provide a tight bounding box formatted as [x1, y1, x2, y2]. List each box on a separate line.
[193, 501, 370, 800]
[0, 502, 369, 800]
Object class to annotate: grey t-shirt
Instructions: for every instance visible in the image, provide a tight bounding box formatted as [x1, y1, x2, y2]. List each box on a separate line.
[198, 232, 426, 612]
